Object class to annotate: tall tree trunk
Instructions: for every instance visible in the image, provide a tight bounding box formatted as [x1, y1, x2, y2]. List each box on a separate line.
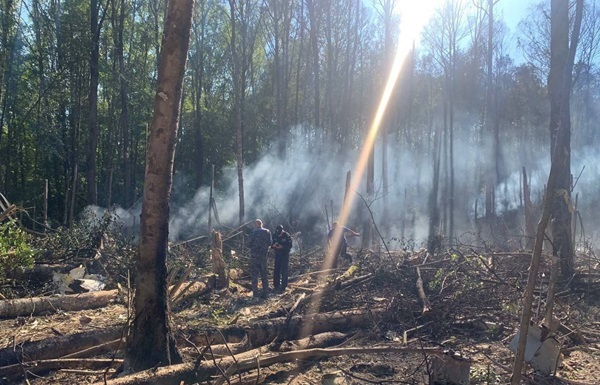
[191, 0, 208, 189]
[117, 0, 131, 208]
[548, 0, 582, 279]
[125, 0, 194, 372]
[380, 0, 395, 231]
[269, 0, 291, 157]
[229, 0, 245, 225]
[87, 0, 101, 206]
[306, 0, 320, 130]
[0, 0, 14, 167]
[484, 0, 496, 221]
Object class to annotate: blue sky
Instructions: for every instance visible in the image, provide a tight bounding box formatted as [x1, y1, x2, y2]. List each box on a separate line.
[497, 0, 535, 33]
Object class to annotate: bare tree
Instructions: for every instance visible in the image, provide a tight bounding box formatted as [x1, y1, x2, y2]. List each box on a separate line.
[374, 0, 398, 231]
[422, 0, 469, 243]
[265, 0, 294, 157]
[548, 0, 582, 278]
[86, 0, 109, 205]
[124, 0, 194, 372]
[228, 0, 263, 224]
[116, 0, 131, 208]
[511, 0, 583, 382]
[306, 0, 321, 130]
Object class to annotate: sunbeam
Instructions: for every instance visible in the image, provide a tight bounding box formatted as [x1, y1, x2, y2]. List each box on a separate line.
[301, 0, 444, 335]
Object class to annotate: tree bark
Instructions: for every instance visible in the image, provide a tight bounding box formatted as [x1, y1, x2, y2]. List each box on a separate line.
[125, 0, 195, 372]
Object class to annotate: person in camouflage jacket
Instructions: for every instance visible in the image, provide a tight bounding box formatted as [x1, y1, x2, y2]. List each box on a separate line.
[248, 219, 272, 298]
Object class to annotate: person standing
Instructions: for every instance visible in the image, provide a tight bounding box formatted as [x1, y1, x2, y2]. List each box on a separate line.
[272, 224, 292, 292]
[327, 221, 360, 268]
[248, 219, 271, 298]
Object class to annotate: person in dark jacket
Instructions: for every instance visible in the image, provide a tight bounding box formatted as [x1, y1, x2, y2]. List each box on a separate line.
[248, 219, 271, 298]
[272, 224, 292, 292]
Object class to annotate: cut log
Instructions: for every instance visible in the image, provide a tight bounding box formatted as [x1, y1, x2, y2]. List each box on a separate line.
[0, 358, 123, 380]
[207, 332, 347, 362]
[0, 307, 386, 368]
[168, 265, 194, 299]
[171, 279, 212, 305]
[0, 289, 121, 319]
[95, 345, 445, 385]
[189, 306, 389, 348]
[0, 327, 124, 366]
[62, 338, 125, 359]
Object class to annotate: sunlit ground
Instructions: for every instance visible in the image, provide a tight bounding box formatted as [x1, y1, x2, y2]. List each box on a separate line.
[301, 1, 444, 336]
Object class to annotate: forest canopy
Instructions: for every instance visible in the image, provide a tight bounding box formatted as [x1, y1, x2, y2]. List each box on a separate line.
[0, 0, 598, 248]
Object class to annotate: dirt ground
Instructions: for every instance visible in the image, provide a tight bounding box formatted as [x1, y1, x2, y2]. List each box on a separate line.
[1, 245, 599, 385]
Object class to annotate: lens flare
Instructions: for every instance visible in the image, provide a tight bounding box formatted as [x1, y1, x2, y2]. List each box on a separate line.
[302, 1, 442, 335]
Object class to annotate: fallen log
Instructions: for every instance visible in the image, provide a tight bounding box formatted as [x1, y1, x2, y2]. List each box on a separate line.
[188, 306, 388, 347]
[0, 289, 121, 319]
[0, 358, 123, 380]
[97, 345, 445, 385]
[207, 331, 347, 362]
[0, 327, 124, 366]
[0, 307, 386, 367]
[211, 332, 348, 385]
[171, 280, 212, 305]
[62, 338, 125, 359]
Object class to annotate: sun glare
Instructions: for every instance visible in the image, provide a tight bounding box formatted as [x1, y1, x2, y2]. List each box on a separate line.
[301, 0, 443, 335]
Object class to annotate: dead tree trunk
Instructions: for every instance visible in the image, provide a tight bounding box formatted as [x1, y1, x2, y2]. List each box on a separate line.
[522, 166, 535, 248]
[211, 230, 228, 289]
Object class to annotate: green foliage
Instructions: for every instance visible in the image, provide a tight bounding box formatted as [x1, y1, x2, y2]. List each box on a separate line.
[32, 209, 138, 285]
[0, 220, 34, 280]
[429, 253, 485, 298]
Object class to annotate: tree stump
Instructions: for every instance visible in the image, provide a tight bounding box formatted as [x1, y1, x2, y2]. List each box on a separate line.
[430, 351, 470, 385]
[211, 230, 228, 289]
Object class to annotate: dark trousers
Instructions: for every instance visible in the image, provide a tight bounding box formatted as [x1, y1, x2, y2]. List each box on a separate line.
[251, 253, 269, 296]
[273, 250, 290, 290]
